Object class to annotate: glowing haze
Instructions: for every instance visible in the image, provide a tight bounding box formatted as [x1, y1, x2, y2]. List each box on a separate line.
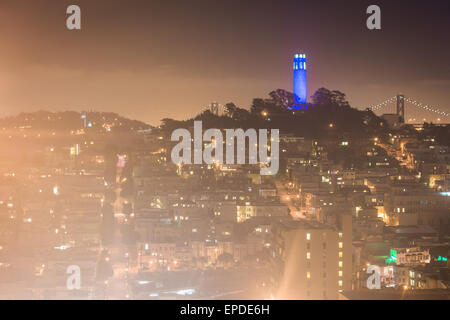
[0, 0, 449, 125]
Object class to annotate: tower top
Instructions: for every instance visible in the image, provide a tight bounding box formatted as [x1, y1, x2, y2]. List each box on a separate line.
[293, 53, 306, 70]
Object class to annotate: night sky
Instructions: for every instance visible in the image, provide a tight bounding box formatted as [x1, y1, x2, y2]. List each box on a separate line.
[0, 0, 449, 125]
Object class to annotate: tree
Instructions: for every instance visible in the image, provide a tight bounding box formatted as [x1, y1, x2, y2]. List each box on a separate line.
[311, 87, 333, 106]
[250, 98, 268, 115]
[268, 89, 297, 109]
[330, 90, 350, 108]
[310, 87, 350, 107]
[232, 106, 251, 122]
[224, 103, 238, 118]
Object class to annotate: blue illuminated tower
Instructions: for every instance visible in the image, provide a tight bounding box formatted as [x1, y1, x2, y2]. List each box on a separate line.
[293, 53, 307, 104]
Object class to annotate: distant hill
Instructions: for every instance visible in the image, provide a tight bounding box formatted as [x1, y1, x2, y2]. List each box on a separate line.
[0, 110, 152, 132]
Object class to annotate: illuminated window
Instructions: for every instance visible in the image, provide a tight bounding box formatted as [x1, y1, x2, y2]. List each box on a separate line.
[339, 251, 343, 258]
[306, 252, 311, 259]
[338, 232, 343, 239]
[307, 272, 311, 279]
[339, 261, 343, 267]
[306, 233, 311, 240]
[338, 280, 343, 287]
[339, 242, 343, 249]
[338, 271, 343, 277]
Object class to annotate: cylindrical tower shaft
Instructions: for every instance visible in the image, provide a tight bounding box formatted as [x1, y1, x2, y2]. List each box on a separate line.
[293, 54, 307, 104]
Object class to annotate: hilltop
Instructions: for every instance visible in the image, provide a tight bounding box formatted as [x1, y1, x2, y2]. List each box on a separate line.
[159, 88, 389, 140]
[0, 110, 152, 133]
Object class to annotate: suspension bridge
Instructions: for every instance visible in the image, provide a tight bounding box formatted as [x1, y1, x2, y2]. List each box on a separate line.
[364, 94, 450, 125]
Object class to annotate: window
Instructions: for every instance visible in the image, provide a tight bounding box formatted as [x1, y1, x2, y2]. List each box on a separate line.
[338, 280, 343, 287]
[322, 243, 327, 250]
[306, 252, 311, 259]
[339, 261, 343, 267]
[306, 243, 310, 249]
[338, 271, 343, 277]
[339, 242, 343, 249]
[339, 251, 343, 258]
[338, 232, 343, 239]
[306, 272, 311, 279]
[306, 233, 311, 240]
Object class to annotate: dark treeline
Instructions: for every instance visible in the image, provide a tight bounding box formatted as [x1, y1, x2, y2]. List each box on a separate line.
[160, 88, 389, 141]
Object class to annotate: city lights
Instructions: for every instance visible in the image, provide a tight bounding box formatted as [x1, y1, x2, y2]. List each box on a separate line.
[0, 0, 447, 307]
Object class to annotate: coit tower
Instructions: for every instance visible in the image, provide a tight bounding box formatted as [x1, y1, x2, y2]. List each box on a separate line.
[293, 53, 307, 104]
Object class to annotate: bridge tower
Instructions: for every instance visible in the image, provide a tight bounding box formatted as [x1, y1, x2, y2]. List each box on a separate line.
[396, 94, 405, 123]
